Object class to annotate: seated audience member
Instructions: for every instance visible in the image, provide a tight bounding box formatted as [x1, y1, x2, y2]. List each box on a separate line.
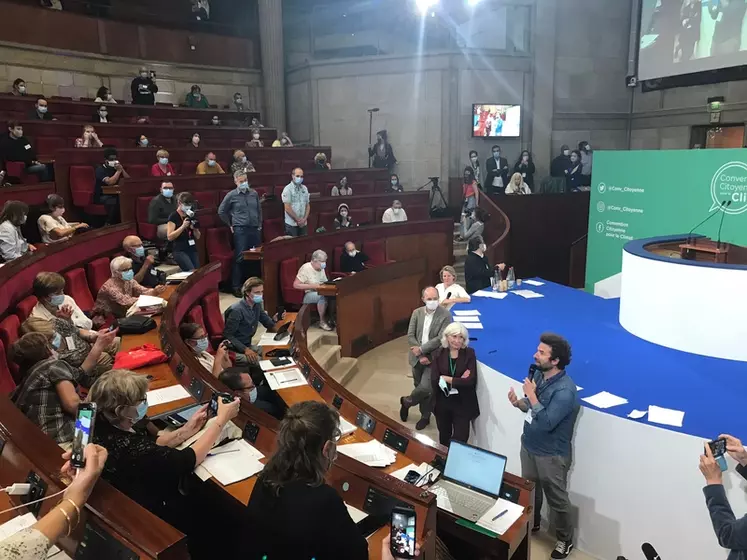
[340, 241, 368, 274]
[293, 251, 332, 331]
[148, 181, 177, 241]
[0, 121, 53, 182]
[11, 78, 27, 96]
[436, 265, 471, 309]
[31, 271, 92, 330]
[233, 92, 245, 112]
[514, 150, 535, 192]
[431, 322, 479, 447]
[89, 370, 241, 558]
[123, 235, 161, 288]
[95, 147, 129, 225]
[38, 194, 89, 244]
[246, 401, 368, 560]
[282, 168, 310, 237]
[314, 152, 331, 170]
[506, 172, 532, 195]
[459, 207, 486, 243]
[0, 444, 108, 557]
[93, 256, 166, 318]
[464, 236, 505, 294]
[151, 149, 176, 176]
[251, 117, 264, 128]
[224, 277, 281, 363]
[136, 134, 149, 148]
[75, 125, 103, 148]
[95, 85, 117, 104]
[566, 150, 584, 193]
[330, 176, 351, 196]
[185, 85, 209, 108]
[219, 369, 286, 420]
[10, 329, 117, 444]
[180, 322, 231, 377]
[271, 131, 293, 147]
[93, 104, 111, 123]
[389, 174, 404, 193]
[230, 149, 256, 174]
[196, 152, 225, 175]
[168, 192, 201, 271]
[28, 98, 55, 121]
[211, 115, 220, 126]
[382, 200, 408, 223]
[131, 67, 157, 105]
[0, 200, 35, 262]
[189, 132, 201, 148]
[334, 203, 353, 229]
[245, 129, 264, 148]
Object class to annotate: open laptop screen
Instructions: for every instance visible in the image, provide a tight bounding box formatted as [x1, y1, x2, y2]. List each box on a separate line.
[443, 441, 507, 498]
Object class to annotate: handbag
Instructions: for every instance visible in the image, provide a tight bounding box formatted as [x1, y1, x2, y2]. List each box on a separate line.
[117, 315, 156, 334]
[113, 343, 168, 370]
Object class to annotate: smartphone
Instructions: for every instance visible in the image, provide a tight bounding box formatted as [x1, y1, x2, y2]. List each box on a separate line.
[709, 438, 728, 472]
[71, 403, 97, 469]
[209, 392, 233, 417]
[390, 506, 416, 559]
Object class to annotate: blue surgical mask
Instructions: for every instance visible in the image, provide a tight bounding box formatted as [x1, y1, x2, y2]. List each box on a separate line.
[49, 294, 65, 307]
[438, 376, 449, 394]
[38, 106, 48, 114]
[194, 337, 209, 353]
[180, 204, 192, 213]
[162, 188, 173, 198]
[238, 182, 249, 192]
[294, 176, 303, 185]
[51, 332, 62, 349]
[159, 157, 169, 165]
[252, 294, 263, 304]
[319, 262, 327, 270]
[121, 270, 134, 281]
[134, 401, 148, 422]
[140, 138, 149, 147]
[241, 156, 247, 163]
[134, 246, 145, 257]
[248, 386, 258, 403]
[207, 160, 216, 167]
[391, 179, 398, 186]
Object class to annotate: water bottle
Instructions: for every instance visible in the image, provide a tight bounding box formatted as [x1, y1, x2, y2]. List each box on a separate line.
[493, 270, 501, 292]
[507, 267, 516, 289]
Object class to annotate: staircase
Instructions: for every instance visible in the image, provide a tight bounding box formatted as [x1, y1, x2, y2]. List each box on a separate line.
[453, 221, 467, 280]
[307, 326, 359, 387]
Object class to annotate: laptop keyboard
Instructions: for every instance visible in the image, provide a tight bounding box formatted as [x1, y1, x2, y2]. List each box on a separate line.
[450, 489, 492, 512]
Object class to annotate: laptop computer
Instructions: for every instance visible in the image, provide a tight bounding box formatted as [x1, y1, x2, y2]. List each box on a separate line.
[429, 441, 507, 521]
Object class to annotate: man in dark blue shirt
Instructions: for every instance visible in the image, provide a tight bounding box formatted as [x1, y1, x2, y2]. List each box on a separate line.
[224, 277, 283, 364]
[94, 147, 129, 225]
[508, 332, 579, 559]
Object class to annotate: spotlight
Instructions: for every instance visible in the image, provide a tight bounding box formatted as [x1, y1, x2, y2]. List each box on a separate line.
[415, 0, 439, 15]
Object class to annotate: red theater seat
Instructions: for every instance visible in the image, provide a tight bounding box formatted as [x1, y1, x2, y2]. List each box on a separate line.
[364, 239, 391, 267]
[64, 268, 95, 313]
[5, 161, 40, 184]
[0, 340, 15, 395]
[408, 205, 429, 221]
[206, 228, 233, 284]
[317, 212, 338, 232]
[193, 191, 217, 209]
[128, 164, 150, 179]
[186, 305, 206, 330]
[280, 257, 303, 309]
[16, 296, 38, 323]
[351, 182, 374, 195]
[352, 208, 374, 226]
[263, 218, 284, 243]
[136, 197, 157, 240]
[202, 292, 225, 348]
[70, 166, 107, 216]
[87, 257, 111, 295]
[36, 136, 66, 156]
[0, 315, 21, 383]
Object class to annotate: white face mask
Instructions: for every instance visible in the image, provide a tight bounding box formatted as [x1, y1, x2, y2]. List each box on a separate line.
[425, 300, 439, 312]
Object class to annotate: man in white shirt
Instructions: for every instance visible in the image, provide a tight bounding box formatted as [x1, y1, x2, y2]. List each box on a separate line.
[382, 200, 408, 223]
[399, 287, 451, 430]
[281, 167, 310, 237]
[293, 249, 332, 331]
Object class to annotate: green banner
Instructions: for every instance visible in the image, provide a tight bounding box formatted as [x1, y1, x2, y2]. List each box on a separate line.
[586, 149, 747, 292]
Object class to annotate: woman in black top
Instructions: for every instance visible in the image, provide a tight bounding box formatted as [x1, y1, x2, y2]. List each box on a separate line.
[246, 401, 368, 560]
[464, 236, 506, 294]
[334, 202, 353, 229]
[369, 129, 397, 171]
[566, 150, 584, 193]
[390, 173, 404, 193]
[89, 370, 241, 558]
[167, 192, 201, 271]
[514, 150, 536, 192]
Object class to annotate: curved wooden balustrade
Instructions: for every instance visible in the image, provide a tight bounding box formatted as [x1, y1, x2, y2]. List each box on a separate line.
[478, 192, 512, 268]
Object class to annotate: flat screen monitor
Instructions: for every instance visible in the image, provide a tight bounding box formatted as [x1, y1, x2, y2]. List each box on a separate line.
[472, 104, 521, 138]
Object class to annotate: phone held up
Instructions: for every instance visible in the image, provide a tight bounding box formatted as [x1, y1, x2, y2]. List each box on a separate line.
[71, 403, 97, 469]
[209, 392, 234, 418]
[709, 438, 728, 472]
[390, 506, 417, 559]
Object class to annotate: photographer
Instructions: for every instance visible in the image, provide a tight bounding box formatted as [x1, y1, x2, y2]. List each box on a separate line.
[701, 434, 747, 559]
[167, 192, 201, 272]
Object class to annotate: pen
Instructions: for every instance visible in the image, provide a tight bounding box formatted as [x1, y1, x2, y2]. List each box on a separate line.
[491, 509, 508, 521]
[207, 449, 240, 457]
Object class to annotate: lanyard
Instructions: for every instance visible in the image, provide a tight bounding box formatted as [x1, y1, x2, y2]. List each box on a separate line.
[448, 356, 457, 376]
[534, 370, 566, 400]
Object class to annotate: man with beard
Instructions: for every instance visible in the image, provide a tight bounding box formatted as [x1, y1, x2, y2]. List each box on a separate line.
[508, 332, 579, 559]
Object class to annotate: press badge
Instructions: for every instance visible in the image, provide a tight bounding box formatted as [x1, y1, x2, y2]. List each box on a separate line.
[24, 145, 31, 150]
[150, 269, 158, 275]
[65, 336, 76, 350]
[188, 239, 196, 246]
[525, 410, 533, 424]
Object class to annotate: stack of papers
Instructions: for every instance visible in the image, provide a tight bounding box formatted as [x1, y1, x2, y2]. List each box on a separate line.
[257, 331, 288, 346]
[581, 391, 629, 409]
[146, 385, 191, 407]
[178, 419, 241, 450]
[452, 309, 484, 329]
[258, 357, 296, 371]
[453, 310, 480, 317]
[338, 439, 397, 468]
[512, 290, 544, 299]
[264, 367, 307, 390]
[200, 439, 265, 485]
[522, 279, 545, 287]
[390, 462, 441, 487]
[340, 416, 357, 437]
[472, 290, 508, 300]
[136, 295, 166, 309]
[476, 499, 526, 535]
[166, 271, 194, 282]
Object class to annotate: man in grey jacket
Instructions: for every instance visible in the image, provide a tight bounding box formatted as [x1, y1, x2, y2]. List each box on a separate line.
[218, 169, 262, 298]
[399, 286, 452, 430]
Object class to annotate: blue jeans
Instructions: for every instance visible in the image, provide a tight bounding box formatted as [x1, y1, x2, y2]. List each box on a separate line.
[173, 248, 199, 271]
[284, 223, 308, 237]
[233, 226, 261, 290]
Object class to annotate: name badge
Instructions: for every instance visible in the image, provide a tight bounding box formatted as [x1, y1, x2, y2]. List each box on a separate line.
[65, 336, 76, 350]
[522, 173, 526, 178]
[24, 144, 31, 150]
[188, 239, 196, 246]
[150, 269, 158, 276]
[525, 410, 533, 424]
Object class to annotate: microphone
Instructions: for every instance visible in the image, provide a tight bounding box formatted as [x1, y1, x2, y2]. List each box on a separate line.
[687, 200, 726, 245]
[528, 364, 538, 378]
[716, 199, 733, 250]
[368, 107, 380, 113]
[641, 542, 661, 560]
[446, 291, 452, 300]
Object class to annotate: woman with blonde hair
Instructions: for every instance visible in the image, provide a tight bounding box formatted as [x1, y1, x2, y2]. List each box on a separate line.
[151, 149, 175, 177]
[74, 125, 103, 148]
[436, 265, 471, 310]
[505, 172, 532, 195]
[431, 322, 479, 446]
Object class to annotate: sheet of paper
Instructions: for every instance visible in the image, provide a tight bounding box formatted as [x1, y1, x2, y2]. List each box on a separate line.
[647, 405, 684, 427]
[453, 310, 481, 316]
[265, 367, 307, 390]
[576, 385, 584, 391]
[473, 290, 508, 300]
[462, 323, 483, 330]
[146, 384, 191, 407]
[456, 318, 482, 324]
[166, 271, 194, 282]
[136, 295, 166, 308]
[339, 416, 357, 437]
[581, 391, 629, 409]
[512, 290, 544, 299]
[338, 439, 397, 468]
[627, 409, 648, 419]
[258, 357, 296, 372]
[194, 464, 212, 481]
[389, 463, 441, 487]
[345, 503, 369, 524]
[476, 498, 526, 535]
[522, 279, 545, 287]
[258, 331, 288, 347]
[178, 419, 241, 450]
[201, 439, 265, 485]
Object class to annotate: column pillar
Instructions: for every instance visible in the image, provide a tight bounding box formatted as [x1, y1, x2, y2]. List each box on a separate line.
[530, 0, 557, 179]
[257, 0, 286, 131]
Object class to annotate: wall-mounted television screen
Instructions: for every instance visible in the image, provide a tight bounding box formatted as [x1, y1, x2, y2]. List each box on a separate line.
[472, 104, 521, 138]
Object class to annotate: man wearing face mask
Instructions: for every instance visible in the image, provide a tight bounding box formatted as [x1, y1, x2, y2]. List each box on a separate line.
[542, 145, 573, 194]
[382, 200, 408, 223]
[196, 152, 225, 175]
[210, 115, 220, 126]
[224, 277, 283, 364]
[229, 150, 255, 175]
[37, 194, 88, 244]
[233, 92, 245, 112]
[185, 85, 209, 108]
[94, 147, 129, 225]
[148, 181, 177, 241]
[293, 250, 332, 331]
[0, 121, 53, 182]
[219, 170, 263, 297]
[122, 235, 161, 288]
[130, 67, 158, 105]
[93, 105, 111, 123]
[485, 145, 510, 195]
[245, 129, 264, 148]
[578, 141, 593, 186]
[28, 98, 55, 121]
[339, 241, 369, 274]
[220, 367, 286, 420]
[282, 167, 310, 237]
[399, 287, 451, 430]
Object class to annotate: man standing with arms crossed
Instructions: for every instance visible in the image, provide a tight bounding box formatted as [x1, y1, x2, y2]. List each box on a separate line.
[508, 333, 579, 560]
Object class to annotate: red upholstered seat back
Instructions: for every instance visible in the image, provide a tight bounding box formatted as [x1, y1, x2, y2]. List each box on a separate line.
[317, 212, 337, 233]
[136, 197, 158, 240]
[280, 257, 302, 307]
[332, 246, 345, 273]
[70, 166, 96, 207]
[0, 315, 21, 383]
[86, 257, 111, 295]
[128, 164, 150, 178]
[351, 182, 374, 195]
[352, 208, 374, 226]
[186, 305, 206, 329]
[0, 340, 15, 395]
[36, 136, 66, 156]
[193, 191, 217, 209]
[63, 268, 95, 313]
[364, 239, 387, 266]
[202, 292, 225, 348]
[16, 296, 38, 324]
[263, 218, 284, 243]
[408, 205, 429, 221]
[205, 228, 232, 283]
[5, 161, 39, 184]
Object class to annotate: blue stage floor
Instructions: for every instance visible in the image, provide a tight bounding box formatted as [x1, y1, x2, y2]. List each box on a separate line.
[455, 281, 747, 440]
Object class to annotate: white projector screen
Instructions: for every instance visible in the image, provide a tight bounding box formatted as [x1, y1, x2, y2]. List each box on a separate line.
[638, 0, 747, 81]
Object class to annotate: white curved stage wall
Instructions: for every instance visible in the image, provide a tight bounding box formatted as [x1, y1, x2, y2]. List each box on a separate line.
[619, 250, 747, 362]
[472, 362, 738, 560]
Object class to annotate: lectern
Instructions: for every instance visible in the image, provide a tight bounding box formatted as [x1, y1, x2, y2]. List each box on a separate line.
[679, 237, 730, 263]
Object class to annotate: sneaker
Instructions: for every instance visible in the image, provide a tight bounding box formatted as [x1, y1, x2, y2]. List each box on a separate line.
[550, 540, 573, 559]
[415, 417, 430, 430]
[531, 523, 541, 534]
[399, 397, 410, 422]
[232, 289, 243, 298]
[319, 322, 333, 332]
